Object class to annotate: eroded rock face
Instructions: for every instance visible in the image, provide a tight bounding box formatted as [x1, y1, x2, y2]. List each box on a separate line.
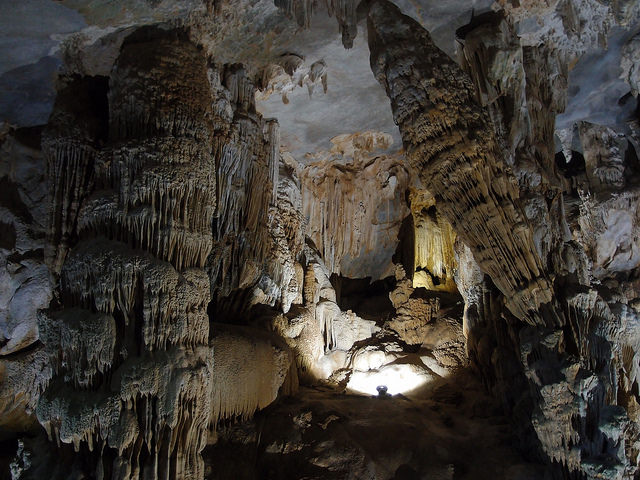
[0, 126, 52, 356]
[0, 126, 54, 441]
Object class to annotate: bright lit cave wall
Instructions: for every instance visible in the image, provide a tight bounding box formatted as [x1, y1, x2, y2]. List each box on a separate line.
[0, 0, 639, 479]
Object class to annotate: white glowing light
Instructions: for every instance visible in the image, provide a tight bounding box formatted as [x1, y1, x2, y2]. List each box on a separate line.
[346, 364, 432, 396]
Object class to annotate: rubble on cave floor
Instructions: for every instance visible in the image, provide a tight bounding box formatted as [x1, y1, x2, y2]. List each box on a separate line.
[204, 370, 548, 480]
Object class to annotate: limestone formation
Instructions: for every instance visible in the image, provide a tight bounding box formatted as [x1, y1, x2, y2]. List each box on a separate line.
[368, 0, 560, 327]
[257, 55, 328, 105]
[211, 324, 298, 428]
[299, 131, 409, 280]
[0, 127, 52, 356]
[2, 0, 640, 479]
[368, 1, 640, 477]
[207, 66, 282, 306]
[38, 29, 217, 479]
[409, 190, 457, 292]
[273, 246, 383, 382]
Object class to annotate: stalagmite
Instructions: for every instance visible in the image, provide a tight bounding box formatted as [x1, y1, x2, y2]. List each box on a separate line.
[38, 29, 216, 480]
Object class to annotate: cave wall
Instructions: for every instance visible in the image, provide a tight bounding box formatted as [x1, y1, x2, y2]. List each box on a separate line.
[6, 27, 298, 479]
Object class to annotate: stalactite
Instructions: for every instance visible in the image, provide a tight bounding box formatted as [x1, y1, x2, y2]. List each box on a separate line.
[43, 76, 107, 272]
[39, 308, 116, 390]
[325, 0, 358, 48]
[299, 132, 409, 279]
[409, 190, 457, 292]
[367, 0, 562, 328]
[260, 156, 306, 313]
[208, 66, 281, 301]
[274, 0, 314, 29]
[273, 0, 359, 49]
[60, 240, 210, 350]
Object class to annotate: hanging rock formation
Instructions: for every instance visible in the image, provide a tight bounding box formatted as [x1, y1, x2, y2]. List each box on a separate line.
[208, 65, 281, 304]
[274, 0, 360, 48]
[368, 0, 559, 328]
[299, 131, 409, 280]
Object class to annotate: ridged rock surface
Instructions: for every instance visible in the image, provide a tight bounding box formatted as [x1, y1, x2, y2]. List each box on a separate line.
[299, 131, 409, 280]
[37, 30, 216, 480]
[368, 0, 560, 328]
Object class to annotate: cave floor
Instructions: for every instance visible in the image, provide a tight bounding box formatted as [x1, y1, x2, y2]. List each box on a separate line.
[204, 369, 549, 480]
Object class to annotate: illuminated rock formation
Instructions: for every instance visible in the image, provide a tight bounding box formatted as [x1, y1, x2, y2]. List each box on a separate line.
[211, 324, 298, 427]
[273, 246, 383, 382]
[408, 190, 457, 292]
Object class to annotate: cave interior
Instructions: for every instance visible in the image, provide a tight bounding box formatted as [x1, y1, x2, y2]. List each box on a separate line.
[1, 0, 640, 479]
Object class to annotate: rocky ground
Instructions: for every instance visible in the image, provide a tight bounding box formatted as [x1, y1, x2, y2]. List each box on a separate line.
[204, 371, 548, 480]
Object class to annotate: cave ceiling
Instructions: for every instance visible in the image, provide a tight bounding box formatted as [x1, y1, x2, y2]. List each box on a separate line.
[5, 0, 637, 158]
